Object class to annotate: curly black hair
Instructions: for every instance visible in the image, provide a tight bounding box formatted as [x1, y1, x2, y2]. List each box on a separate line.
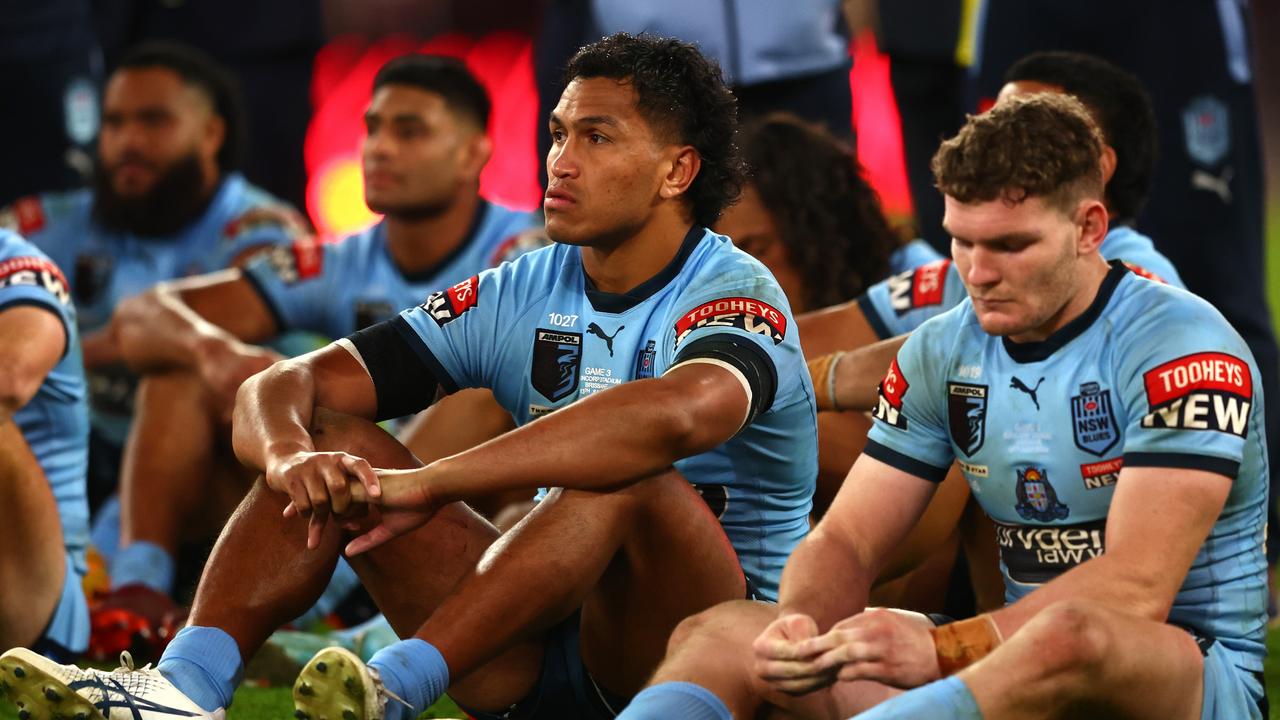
[563, 33, 745, 227]
[117, 41, 247, 174]
[1004, 51, 1156, 224]
[741, 113, 897, 308]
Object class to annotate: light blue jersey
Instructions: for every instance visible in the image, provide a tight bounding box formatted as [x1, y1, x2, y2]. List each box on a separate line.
[887, 239, 943, 275]
[242, 201, 537, 337]
[361, 228, 817, 598]
[858, 226, 1185, 339]
[0, 230, 90, 650]
[866, 262, 1267, 670]
[1, 174, 293, 445]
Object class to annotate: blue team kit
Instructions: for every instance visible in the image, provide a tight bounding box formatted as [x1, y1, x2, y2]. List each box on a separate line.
[360, 227, 817, 599]
[0, 230, 90, 655]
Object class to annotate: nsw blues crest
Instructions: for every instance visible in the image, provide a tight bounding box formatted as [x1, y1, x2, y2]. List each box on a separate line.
[1071, 381, 1119, 456]
[531, 328, 581, 402]
[1014, 466, 1070, 522]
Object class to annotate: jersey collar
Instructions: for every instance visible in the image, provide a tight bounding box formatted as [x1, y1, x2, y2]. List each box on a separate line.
[388, 199, 491, 283]
[1002, 260, 1129, 364]
[583, 225, 706, 313]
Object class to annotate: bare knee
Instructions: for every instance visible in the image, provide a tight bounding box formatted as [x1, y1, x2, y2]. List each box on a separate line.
[1013, 600, 1113, 686]
[309, 408, 419, 468]
[668, 600, 773, 657]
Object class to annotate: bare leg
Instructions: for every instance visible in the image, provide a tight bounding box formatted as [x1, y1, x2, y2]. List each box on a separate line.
[963, 600, 1204, 719]
[645, 601, 898, 720]
[186, 410, 543, 703]
[415, 469, 749, 708]
[121, 371, 252, 560]
[0, 421, 66, 649]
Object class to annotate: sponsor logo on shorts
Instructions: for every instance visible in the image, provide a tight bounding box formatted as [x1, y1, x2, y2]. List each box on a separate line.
[423, 275, 480, 328]
[1071, 381, 1119, 456]
[947, 382, 987, 455]
[672, 296, 786, 350]
[1141, 352, 1251, 437]
[1080, 457, 1122, 490]
[1014, 466, 1069, 522]
[872, 357, 909, 430]
[0, 256, 71, 305]
[994, 518, 1105, 584]
[888, 259, 950, 314]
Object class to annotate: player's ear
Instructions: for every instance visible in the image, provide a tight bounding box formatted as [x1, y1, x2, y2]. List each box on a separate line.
[1077, 199, 1108, 254]
[658, 146, 700, 201]
[460, 131, 493, 182]
[201, 114, 226, 167]
[1099, 145, 1118, 187]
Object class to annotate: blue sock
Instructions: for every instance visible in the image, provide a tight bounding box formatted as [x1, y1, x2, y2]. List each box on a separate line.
[111, 540, 175, 593]
[368, 639, 449, 720]
[157, 626, 244, 712]
[618, 682, 733, 720]
[90, 495, 122, 569]
[290, 557, 360, 628]
[852, 676, 983, 719]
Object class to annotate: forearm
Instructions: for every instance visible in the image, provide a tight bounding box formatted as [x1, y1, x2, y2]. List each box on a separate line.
[231, 361, 318, 473]
[990, 553, 1173, 638]
[80, 328, 122, 370]
[424, 377, 716, 503]
[114, 285, 242, 373]
[833, 335, 904, 412]
[777, 526, 876, 631]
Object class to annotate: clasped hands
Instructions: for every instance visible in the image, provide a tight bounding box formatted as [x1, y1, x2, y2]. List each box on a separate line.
[264, 450, 438, 556]
[752, 608, 942, 696]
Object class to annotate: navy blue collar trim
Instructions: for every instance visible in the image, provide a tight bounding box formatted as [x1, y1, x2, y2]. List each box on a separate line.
[1002, 260, 1129, 364]
[583, 225, 705, 313]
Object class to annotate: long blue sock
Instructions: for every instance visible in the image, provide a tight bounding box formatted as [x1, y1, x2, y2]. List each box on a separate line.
[617, 682, 733, 720]
[852, 676, 983, 719]
[111, 540, 175, 594]
[367, 639, 449, 720]
[157, 626, 243, 712]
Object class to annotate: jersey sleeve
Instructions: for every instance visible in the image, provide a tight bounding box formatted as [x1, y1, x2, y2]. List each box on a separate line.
[1115, 291, 1257, 478]
[855, 259, 966, 339]
[241, 238, 345, 337]
[659, 263, 802, 426]
[0, 233, 76, 355]
[863, 321, 955, 481]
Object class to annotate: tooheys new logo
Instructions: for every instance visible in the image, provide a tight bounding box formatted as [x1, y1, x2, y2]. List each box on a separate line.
[1141, 352, 1252, 437]
[264, 238, 323, 284]
[888, 259, 950, 314]
[423, 275, 480, 327]
[672, 297, 786, 350]
[0, 256, 71, 305]
[872, 357, 909, 430]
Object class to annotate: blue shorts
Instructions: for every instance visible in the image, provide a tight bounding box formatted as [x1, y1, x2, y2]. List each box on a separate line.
[1200, 640, 1265, 720]
[455, 611, 628, 720]
[31, 552, 89, 661]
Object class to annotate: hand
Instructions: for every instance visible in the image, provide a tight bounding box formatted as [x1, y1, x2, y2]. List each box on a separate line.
[340, 466, 441, 556]
[752, 613, 837, 695]
[795, 608, 940, 689]
[267, 450, 381, 549]
[201, 342, 282, 420]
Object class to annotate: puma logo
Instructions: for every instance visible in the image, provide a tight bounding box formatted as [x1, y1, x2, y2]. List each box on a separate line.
[1010, 376, 1045, 410]
[1191, 167, 1233, 204]
[586, 322, 624, 356]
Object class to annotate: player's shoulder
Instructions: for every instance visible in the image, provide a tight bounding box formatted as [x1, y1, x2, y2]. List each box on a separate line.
[1098, 225, 1185, 289]
[0, 229, 74, 307]
[1108, 268, 1241, 348]
[683, 229, 785, 297]
[887, 238, 944, 274]
[0, 190, 92, 239]
[0, 228, 51, 261]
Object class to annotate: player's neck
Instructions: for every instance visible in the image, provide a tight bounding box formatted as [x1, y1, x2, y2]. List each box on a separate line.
[580, 212, 693, 294]
[384, 191, 481, 275]
[1013, 254, 1112, 343]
